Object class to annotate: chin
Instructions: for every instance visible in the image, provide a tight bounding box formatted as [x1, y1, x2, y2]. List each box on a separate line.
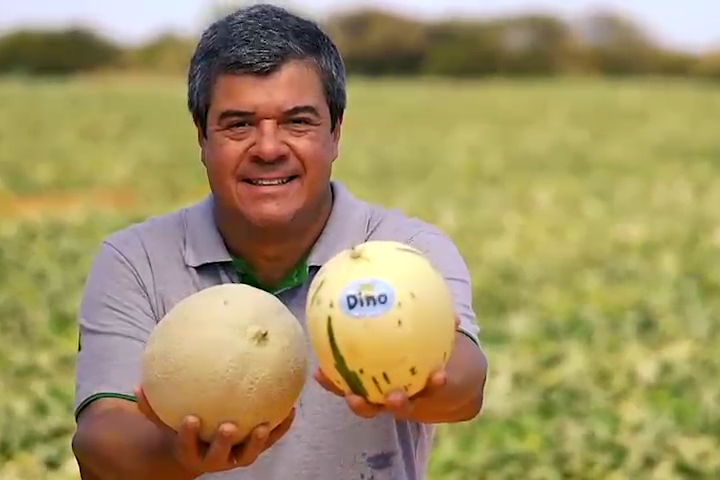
[243, 207, 302, 230]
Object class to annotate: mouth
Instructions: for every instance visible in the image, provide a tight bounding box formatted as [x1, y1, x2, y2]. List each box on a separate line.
[242, 175, 298, 186]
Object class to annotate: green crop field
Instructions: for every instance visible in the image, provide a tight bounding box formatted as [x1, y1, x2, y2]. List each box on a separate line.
[1, 76, 719, 479]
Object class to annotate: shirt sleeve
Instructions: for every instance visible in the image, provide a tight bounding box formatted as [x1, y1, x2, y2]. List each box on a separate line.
[74, 239, 157, 421]
[407, 228, 481, 347]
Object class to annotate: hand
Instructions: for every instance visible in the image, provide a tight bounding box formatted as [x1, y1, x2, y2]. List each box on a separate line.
[314, 368, 448, 420]
[315, 316, 460, 421]
[134, 386, 295, 475]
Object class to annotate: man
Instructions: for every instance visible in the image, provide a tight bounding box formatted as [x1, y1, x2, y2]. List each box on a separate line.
[71, 4, 488, 479]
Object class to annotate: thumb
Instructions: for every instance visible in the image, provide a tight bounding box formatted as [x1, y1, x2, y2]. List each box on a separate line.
[134, 385, 167, 428]
[313, 369, 346, 396]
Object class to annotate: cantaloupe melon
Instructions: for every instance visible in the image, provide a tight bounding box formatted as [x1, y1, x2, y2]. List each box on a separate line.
[305, 240, 456, 405]
[141, 283, 308, 443]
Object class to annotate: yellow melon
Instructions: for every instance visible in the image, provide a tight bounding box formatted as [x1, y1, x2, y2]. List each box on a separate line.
[305, 240, 456, 404]
[141, 283, 308, 443]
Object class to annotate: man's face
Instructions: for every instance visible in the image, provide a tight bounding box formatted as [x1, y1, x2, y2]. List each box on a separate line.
[199, 60, 341, 229]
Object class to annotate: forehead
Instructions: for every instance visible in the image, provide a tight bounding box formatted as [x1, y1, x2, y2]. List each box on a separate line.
[209, 60, 327, 115]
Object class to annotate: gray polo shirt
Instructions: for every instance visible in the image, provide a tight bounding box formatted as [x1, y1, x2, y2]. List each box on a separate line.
[74, 180, 481, 480]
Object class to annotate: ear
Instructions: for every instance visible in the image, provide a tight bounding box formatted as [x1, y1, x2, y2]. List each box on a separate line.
[330, 116, 343, 163]
[195, 123, 205, 147]
[196, 124, 207, 166]
[332, 115, 343, 143]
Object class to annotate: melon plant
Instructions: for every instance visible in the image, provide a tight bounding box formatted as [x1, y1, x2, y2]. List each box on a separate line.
[305, 240, 456, 405]
[141, 283, 308, 443]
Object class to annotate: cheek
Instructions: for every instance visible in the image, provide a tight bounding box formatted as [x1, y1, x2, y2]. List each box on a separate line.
[296, 139, 337, 174]
[204, 142, 241, 179]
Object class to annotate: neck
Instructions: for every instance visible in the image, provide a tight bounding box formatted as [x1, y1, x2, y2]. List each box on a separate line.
[214, 187, 333, 287]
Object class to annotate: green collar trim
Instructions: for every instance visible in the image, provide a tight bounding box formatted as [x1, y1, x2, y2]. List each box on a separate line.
[231, 256, 309, 295]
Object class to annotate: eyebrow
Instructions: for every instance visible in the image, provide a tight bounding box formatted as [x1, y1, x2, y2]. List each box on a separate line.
[218, 105, 320, 122]
[284, 105, 320, 117]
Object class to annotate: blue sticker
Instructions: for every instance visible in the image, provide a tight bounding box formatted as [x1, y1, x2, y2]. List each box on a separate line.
[339, 278, 396, 319]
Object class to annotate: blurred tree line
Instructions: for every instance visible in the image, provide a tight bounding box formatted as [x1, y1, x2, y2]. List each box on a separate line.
[0, 9, 718, 79]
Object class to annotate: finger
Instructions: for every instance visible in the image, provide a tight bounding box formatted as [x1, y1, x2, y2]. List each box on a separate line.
[266, 408, 296, 449]
[455, 316, 461, 329]
[176, 416, 204, 467]
[346, 394, 383, 419]
[426, 369, 448, 391]
[384, 390, 413, 419]
[234, 424, 271, 467]
[313, 369, 345, 396]
[203, 423, 244, 470]
[406, 370, 448, 402]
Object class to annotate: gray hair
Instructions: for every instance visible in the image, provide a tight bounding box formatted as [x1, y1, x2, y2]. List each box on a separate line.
[187, 3, 347, 135]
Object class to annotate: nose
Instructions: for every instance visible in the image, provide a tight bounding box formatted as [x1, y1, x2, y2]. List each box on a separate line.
[251, 120, 290, 162]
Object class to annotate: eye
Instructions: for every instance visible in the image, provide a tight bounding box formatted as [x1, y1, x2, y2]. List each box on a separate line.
[290, 118, 311, 125]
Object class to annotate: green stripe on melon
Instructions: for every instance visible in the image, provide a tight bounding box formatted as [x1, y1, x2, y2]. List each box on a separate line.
[326, 315, 369, 399]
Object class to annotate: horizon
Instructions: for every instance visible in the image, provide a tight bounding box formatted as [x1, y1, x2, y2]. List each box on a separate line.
[1, 1, 717, 52]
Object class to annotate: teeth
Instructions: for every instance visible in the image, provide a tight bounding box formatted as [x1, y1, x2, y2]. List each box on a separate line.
[248, 177, 292, 186]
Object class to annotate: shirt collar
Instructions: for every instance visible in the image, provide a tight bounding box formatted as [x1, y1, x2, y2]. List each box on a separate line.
[182, 194, 232, 268]
[183, 180, 369, 269]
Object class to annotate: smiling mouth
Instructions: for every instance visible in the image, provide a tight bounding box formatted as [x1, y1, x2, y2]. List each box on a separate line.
[243, 176, 298, 186]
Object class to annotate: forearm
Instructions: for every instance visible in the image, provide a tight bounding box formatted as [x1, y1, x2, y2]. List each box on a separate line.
[73, 407, 197, 480]
[410, 333, 488, 424]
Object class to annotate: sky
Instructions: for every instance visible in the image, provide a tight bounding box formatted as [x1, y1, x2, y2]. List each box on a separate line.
[0, 0, 717, 52]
